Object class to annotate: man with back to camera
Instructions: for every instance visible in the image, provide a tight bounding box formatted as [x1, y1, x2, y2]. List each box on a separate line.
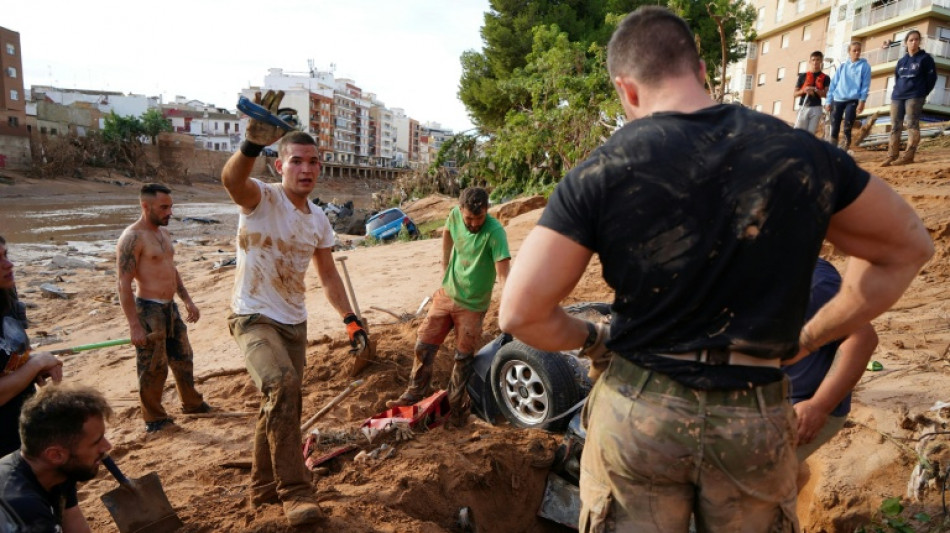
[0, 384, 113, 533]
[116, 183, 211, 434]
[221, 90, 366, 526]
[499, 7, 933, 531]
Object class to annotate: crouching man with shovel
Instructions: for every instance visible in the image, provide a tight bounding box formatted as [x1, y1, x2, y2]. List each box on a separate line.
[0, 384, 112, 533]
[222, 90, 365, 526]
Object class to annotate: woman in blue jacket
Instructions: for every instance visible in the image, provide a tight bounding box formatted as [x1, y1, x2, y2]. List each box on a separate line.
[883, 30, 938, 166]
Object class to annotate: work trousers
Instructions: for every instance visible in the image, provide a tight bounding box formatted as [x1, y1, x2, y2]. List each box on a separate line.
[135, 299, 204, 422]
[228, 313, 311, 501]
[889, 97, 926, 141]
[794, 105, 823, 134]
[578, 357, 798, 533]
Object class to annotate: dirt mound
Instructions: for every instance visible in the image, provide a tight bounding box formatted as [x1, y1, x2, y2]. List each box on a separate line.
[402, 195, 457, 226]
[489, 195, 547, 226]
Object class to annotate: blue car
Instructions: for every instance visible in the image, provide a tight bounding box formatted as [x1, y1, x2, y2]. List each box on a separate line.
[365, 208, 419, 241]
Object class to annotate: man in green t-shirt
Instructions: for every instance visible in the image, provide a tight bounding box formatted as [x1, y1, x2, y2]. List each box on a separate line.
[387, 188, 510, 426]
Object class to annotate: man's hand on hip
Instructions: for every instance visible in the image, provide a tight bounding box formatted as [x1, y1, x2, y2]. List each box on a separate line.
[793, 399, 829, 445]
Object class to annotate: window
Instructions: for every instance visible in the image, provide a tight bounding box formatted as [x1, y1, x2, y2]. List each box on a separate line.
[7, 116, 17, 127]
[762, 40, 771, 54]
[772, 101, 782, 115]
[9, 90, 17, 101]
[803, 24, 812, 41]
[838, 5, 847, 21]
[50, 128, 57, 135]
[758, 73, 767, 86]
[745, 75, 754, 90]
[781, 33, 790, 48]
[755, 104, 763, 112]
[40, 126, 47, 134]
[798, 60, 808, 74]
[747, 42, 758, 59]
[939, 27, 950, 42]
[757, 7, 765, 30]
[5, 44, 13, 55]
[777, 67, 787, 81]
[776, 0, 785, 22]
[5, 67, 15, 78]
[797, 0, 807, 13]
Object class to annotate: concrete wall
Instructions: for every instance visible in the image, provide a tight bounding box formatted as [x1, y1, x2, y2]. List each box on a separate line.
[0, 134, 31, 169]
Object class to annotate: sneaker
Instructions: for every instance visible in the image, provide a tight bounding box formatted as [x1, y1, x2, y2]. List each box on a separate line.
[183, 401, 213, 414]
[145, 418, 174, 433]
[282, 494, 324, 526]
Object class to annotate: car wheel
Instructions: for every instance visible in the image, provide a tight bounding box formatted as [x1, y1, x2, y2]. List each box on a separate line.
[490, 340, 581, 431]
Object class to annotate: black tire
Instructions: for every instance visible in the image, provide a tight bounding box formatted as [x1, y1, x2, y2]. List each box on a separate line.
[490, 340, 581, 431]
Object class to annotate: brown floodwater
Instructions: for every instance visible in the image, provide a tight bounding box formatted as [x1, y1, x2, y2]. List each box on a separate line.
[0, 200, 238, 263]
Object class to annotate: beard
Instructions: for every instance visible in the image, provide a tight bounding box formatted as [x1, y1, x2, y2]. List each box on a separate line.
[465, 223, 483, 234]
[147, 210, 170, 227]
[60, 455, 102, 482]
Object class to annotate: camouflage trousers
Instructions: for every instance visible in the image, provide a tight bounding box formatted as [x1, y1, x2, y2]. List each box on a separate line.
[579, 356, 799, 533]
[135, 299, 204, 422]
[228, 313, 312, 502]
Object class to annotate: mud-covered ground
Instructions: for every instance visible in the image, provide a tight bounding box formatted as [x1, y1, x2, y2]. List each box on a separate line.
[2, 137, 949, 532]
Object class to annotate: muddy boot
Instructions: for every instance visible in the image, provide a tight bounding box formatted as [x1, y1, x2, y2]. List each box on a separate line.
[282, 493, 324, 526]
[386, 342, 439, 408]
[248, 482, 279, 509]
[881, 132, 900, 167]
[894, 129, 919, 165]
[446, 351, 475, 427]
[838, 137, 850, 152]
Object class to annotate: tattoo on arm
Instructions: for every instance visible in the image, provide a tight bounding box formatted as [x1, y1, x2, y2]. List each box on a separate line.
[176, 271, 189, 299]
[118, 234, 139, 275]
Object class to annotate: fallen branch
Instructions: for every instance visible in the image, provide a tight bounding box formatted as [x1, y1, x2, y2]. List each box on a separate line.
[183, 411, 255, 418]
[195, 368, 247, 384]
[218, 461, 252, 470]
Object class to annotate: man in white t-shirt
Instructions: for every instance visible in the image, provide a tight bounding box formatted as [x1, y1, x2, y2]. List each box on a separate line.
[221, 90, 366, 527]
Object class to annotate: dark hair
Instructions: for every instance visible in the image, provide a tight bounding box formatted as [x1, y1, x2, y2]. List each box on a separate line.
[906, 30, 921, 42]
[277, 131, 318, 158]
[20, 385, 112, 457]
[459, 188, 489, 215]
[810, 51, 824, 60]
[608, 7, 700, 85]
[140, 183, 171, 199]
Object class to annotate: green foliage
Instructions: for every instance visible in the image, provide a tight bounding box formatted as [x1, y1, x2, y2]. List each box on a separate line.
[101, 111, 147, 175]
[481, 24, 621, 198]
[459, 0, 640, 132]
[140, 108, 172, 145]
[856, 497, 933, 533]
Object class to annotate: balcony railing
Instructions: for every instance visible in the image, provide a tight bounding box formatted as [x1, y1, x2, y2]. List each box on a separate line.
[853, 0, 950, 31]
[865, 37, 950, 65]
[865, 87, 950, 108]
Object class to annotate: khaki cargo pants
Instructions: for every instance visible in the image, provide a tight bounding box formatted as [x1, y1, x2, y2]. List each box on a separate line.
[228, 313, 312, 501]
[135, 298, 204, 422]
[579, 357, 799, 532]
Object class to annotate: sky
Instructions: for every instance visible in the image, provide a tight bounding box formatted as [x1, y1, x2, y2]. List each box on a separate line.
[3, 0, 492, 133]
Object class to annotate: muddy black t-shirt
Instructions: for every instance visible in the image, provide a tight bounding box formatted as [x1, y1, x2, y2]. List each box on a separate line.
[0, 451, 78, 532]
[539, 104, 869, 389]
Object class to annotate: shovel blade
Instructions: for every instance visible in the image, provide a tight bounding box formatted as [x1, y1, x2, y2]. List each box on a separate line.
[100, 472, 183, 533]
[349, 337, 377, 377]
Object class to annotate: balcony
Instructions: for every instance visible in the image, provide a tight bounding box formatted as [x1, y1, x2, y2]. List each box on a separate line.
[853, 0, 950, 32]
[864, 38, 950, 66]
[864, 86, 950, 108]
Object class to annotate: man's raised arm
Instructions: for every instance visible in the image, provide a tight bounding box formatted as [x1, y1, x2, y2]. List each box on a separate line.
[222, 90, 289, 211]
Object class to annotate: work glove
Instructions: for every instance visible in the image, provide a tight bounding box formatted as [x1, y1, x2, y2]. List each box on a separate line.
[578, 321, 613, 382]
[243, 90, 291, 150]
[344, 313, 369, 349]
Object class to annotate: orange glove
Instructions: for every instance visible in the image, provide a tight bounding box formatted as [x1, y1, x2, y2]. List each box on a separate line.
[344, 313, 368, 348]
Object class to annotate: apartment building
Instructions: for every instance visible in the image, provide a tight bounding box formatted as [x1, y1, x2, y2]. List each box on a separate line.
[0, 26, 30, 168]
[733, 0, 950, 125]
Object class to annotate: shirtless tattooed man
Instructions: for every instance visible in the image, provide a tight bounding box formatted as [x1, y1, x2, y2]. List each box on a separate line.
[116, 183, 210, 433]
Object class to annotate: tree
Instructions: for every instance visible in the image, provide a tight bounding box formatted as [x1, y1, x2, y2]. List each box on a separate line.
[459, 0, 641, 133]
[101, 111, 146, 175]
[140, 109, 172, 145]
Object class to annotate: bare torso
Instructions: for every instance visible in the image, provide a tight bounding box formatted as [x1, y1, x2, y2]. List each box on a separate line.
[117, 221, 178, 300]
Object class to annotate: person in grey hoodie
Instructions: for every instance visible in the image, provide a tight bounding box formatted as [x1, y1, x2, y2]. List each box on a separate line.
[882, 30, 938, 166]
[825, 41, 871, 151]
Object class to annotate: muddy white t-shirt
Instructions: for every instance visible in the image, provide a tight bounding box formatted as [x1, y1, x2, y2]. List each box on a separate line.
[231, 179, 335, 324]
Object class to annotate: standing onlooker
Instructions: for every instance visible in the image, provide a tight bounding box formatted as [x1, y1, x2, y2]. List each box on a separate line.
[794, 51, 831, 134]
[499, 7, 933, 531]
[385, 188, 510, 427]
[116, 184, 211, 434]
[222, 90, 364, 527]
[882, 30, 938, 166]
[0, 235, 64, 457]
[826, 41, 871, 151]
[785, 258, 878, 462]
